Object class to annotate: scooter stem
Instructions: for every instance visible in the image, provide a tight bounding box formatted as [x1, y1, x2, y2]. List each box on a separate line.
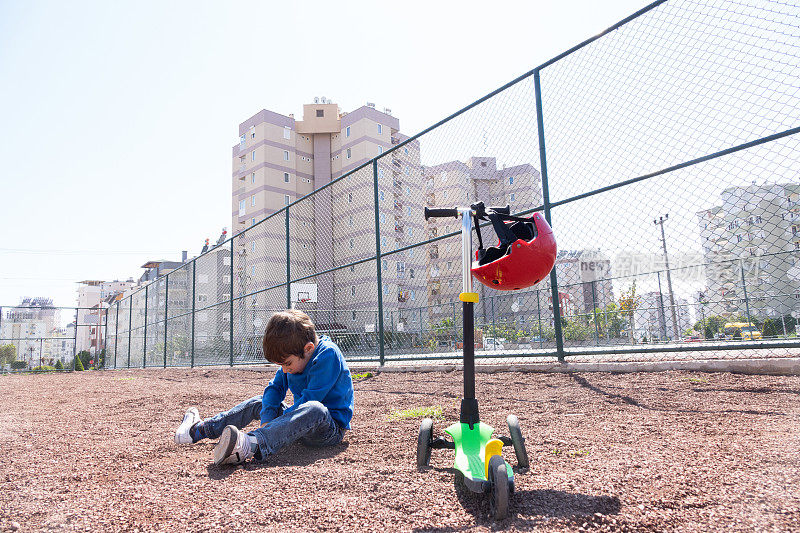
[457, 207, 480, 427]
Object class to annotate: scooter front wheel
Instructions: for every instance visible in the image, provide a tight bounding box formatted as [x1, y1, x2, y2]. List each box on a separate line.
[488, 455, 509, 520]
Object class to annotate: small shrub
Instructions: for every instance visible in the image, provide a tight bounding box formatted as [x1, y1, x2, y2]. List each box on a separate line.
[10, 361, 27, 370]
[32, 365, 56, 373]
[388, 405, 443, 421]
[55, 360, 64, 370]
[351, 372, 373, 381]
[73, 356, 85, 371]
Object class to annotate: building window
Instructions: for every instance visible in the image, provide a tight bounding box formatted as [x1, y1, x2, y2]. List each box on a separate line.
[348, 193, 353, 203]
[250, 266, 256, 275]
[351, 286, 356, 296]
[239, 200, 246, 216]
[316, 109, 324, 117]
[283, 150, 290, 161]
[251, 195, 256, 206]
[240, 134, 246, 144]
[380, 213, 386, 223]
[283, 126, 291, 139]
[379, 146, 383, 154]
[377, 124, 382, 134]
[346, 126, 351, 138]
[349, 239, 354, 249]
[349, 215, 353, 226]
[251, 242, 255, 252]
[251, 218, 256, 226]
[510, 193, 516, 201]
[284, 195, 290, 205]
[284, 172, 290, 183]
[251, 172, 256, 184]
[251, 151, 256, 161]
[346, 148, 351, 159]
[509, 177, 514, 185]
[406, 206, 412, 216]
[379, 191, 384, 201]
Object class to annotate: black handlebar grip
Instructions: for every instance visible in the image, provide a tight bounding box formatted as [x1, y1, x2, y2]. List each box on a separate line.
[424, 207, 459, 220]
[488, 204, 510, 215]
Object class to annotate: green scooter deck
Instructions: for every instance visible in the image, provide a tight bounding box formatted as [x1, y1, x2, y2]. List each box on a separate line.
[445, 422, 513, 492]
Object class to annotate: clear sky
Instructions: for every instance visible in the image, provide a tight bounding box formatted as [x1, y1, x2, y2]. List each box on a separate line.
[0, 0, 652, 308]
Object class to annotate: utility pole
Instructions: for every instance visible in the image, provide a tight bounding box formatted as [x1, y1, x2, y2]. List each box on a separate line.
[654, 215, 680, 340]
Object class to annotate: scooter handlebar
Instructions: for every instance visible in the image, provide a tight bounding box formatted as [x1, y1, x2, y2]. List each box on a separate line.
[424, 207, 459, 220]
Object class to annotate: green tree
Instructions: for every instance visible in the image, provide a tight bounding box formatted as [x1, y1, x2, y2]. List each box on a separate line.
[618, 282, 642, 344]
[73, 355, 85, 371]
[0, 344, 16, 366]
[55, 359, 64, 370]
[77, 350, 92, 369]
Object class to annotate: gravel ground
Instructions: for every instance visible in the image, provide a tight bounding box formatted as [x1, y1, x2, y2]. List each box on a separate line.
[1, 367, 799, 532]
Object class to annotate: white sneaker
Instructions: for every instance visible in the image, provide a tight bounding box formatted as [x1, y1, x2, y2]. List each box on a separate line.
[174, 407, 200, 444]
[213, 425, 254, 466]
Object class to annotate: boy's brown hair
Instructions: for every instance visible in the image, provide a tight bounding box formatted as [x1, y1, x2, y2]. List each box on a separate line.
[262, 309, 319, 365]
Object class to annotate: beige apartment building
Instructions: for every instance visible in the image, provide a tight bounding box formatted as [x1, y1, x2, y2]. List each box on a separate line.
[230, 100, 427, 338]
[424, 157, 545, 326]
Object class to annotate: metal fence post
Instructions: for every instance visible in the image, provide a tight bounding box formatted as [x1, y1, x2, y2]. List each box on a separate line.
[73, 308, 79, 370]
[113, 302, 119, 369]
[230, 240, 235, 367]
[286, 207, 292, 310]
[534, 67, 565, 362]
[164, 273, 169, 368]
[127, 297, 132, 368]
[372, 159, 386, 366]
[142, 285, 148, 369]
[191, 260, 196, 368]
[103, 307, 108, 367]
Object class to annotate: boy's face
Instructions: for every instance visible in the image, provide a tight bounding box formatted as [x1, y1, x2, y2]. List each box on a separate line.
[280, 341, 315, 374]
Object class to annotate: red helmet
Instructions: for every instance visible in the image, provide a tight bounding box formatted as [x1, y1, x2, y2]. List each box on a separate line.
[470, 209, 557, 291]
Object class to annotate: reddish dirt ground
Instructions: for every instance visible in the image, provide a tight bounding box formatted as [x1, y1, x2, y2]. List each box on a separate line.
[1, 367, 799, 532]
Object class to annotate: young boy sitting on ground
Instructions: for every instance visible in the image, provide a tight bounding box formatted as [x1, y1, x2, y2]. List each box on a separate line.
[174, 309, 354, 466]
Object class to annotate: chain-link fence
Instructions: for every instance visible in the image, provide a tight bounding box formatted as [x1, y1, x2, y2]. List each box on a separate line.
[0, 305, 104, 372]
[107, 0, 800, 369]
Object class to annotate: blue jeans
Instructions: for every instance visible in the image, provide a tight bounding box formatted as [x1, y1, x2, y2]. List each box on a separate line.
[202, 396, 344, 457]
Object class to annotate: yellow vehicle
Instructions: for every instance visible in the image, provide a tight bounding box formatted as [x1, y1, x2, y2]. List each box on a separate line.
[723, 322, 762, 341]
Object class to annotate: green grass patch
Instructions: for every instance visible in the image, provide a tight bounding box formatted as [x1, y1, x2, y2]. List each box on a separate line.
[567, 449, 590, 457]
[351, 372, 373, 380]
[685, 377, 708, 383]
[112, 377, 136, 381]
[388, 405, 444, 421]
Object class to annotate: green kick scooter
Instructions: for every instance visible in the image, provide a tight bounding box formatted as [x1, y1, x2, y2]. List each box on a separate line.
[418, 203, 536, 520]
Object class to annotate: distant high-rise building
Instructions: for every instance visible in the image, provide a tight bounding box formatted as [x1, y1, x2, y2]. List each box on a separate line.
[696, 182, 799, 318]
[230, 101, 426, 339]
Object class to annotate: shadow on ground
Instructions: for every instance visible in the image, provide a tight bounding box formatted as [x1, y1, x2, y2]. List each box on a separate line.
[207, 442, 350, 480]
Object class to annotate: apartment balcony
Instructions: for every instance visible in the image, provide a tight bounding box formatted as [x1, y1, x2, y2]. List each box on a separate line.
[391, 137, 400, 145]
[395, 224, 404, 234]
[425, 193, 435, 206]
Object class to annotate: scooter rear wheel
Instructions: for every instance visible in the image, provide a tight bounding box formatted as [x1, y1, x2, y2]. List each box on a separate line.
[416, 418, 433, 467]
[507, 414, 529, 469]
